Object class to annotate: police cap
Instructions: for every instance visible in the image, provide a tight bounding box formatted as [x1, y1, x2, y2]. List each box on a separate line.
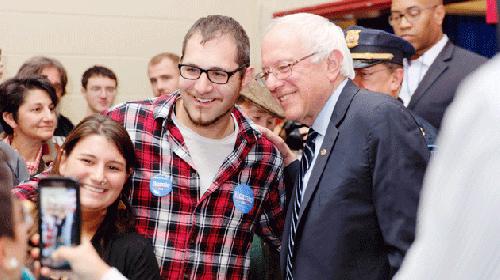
[344, 26, 415, 69]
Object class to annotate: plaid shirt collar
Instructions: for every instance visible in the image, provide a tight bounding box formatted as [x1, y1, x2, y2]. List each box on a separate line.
[153, 91, 262, 148]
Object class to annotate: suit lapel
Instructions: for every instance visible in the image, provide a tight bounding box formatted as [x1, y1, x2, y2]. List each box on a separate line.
[298, 80, 359, 220]
[408, 41, 454, 109]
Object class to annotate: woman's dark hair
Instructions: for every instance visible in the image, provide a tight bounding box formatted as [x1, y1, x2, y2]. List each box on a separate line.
[52, 114, 137, 254]
[0, 77, 58, 135]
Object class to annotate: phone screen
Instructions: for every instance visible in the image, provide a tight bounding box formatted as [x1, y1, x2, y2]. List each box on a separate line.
[38, 177, 81, 269]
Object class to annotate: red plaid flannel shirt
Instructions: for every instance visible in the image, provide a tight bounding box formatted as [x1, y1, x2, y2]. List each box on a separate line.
[12, 169, 49, 201]
[104, 93, 285, 279]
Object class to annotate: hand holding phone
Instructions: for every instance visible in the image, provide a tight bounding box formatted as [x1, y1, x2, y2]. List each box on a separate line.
[38, 176, 81, 270]
[51, 240, 113, 280]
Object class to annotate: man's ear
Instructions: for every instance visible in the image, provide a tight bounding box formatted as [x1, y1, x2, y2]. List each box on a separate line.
[326, 50, 343, 81]
[2, 112, 17, 131]
[81, 87, 88, 98]
[434, 4, 446, 26]
[391, 67, 404, 92]
[241, 66, 255, 89]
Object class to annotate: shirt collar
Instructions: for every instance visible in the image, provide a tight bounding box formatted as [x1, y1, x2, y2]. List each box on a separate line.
[153, 90, 260, 144]
[153, 90, 179, 120]
[311, 78, 348, 137]
[415, 35, 449, 67]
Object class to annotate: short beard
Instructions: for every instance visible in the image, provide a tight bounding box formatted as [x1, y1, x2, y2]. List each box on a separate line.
[184, 104, 233, 128]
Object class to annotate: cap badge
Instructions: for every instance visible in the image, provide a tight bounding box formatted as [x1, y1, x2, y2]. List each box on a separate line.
[346, 30, 361, 48]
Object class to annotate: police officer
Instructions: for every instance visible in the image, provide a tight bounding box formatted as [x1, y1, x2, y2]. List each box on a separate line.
[345, 25, 437, 149]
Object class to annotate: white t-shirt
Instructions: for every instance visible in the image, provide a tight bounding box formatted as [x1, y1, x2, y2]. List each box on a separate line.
[172, 113, 238, 198]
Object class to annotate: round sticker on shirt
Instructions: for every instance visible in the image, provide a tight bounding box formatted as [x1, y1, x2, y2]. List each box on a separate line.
[150, 174, 173, 197]
[233, 185, 254, 214]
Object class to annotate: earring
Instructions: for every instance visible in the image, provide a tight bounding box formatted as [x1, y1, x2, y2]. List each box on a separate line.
[118, 200, 127, 210]
[8, 257, 19, 269]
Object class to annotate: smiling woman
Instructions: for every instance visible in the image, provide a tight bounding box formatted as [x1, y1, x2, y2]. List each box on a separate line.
[0, 77, 59, 177]
[13, 114, 161, 280]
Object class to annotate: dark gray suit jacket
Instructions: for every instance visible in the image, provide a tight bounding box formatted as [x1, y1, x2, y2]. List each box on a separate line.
[408, 41, 487, 130]
[282, 80, 430, 280]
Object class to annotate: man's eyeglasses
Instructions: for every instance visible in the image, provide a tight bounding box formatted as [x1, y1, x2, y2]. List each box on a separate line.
[355, 67, 389, 78]
[178, 64, 247, 85]
[255, 52, 317, 87]
[388, 5, 437, 26]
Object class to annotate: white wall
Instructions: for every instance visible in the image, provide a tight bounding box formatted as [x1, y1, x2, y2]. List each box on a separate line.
[0, 0, 333, 124]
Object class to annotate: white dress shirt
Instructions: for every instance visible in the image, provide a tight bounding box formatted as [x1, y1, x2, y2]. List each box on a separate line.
[302, 78, 347, 193]
[400, 35, 449, 106]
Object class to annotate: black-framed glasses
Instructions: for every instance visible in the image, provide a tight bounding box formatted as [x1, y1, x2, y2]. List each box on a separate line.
[178, 64, 247, 84]
[388, 5, 437, 26]
[255, 52, 317, 87]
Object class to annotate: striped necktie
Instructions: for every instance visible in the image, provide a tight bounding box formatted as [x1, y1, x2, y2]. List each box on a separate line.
[286, 128, 319, 280]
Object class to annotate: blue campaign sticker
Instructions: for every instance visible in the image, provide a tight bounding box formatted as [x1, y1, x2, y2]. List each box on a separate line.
[233, 185, 254, 214]
[149, 174, 173, 197]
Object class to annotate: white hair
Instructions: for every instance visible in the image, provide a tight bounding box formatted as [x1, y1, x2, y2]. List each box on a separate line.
[266, 13, 355, 79]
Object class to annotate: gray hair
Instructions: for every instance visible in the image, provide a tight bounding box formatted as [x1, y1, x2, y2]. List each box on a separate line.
[267, 13, 354, 79]
[16, 56, 68, 96]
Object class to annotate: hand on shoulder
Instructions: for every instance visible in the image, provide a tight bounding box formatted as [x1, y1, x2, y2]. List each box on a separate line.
[256, 124, 297, 166]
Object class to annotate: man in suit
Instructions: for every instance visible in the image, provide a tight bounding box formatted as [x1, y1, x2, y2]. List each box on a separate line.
[259, 13, 430, 280]
[390, 0, 487, 130]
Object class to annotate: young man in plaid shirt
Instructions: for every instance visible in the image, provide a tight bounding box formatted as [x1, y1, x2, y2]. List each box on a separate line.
[104, 15, 285, 279]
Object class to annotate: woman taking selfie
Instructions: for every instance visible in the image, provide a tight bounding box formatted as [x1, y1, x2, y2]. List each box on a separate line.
[14, 114, 160, 280]
[0, 77, 59, 177]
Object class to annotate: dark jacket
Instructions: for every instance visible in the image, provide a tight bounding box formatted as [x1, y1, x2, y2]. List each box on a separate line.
[408, 41, 487, 130]
[282, 80, 430, 280]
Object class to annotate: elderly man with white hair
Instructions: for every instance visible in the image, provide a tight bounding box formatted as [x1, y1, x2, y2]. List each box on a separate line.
[258, 13, 430, 280]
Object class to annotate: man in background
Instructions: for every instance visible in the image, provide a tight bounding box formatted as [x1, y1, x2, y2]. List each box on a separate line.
[81, 65, 118, 116]
[148, 52, 180, 97]
[390, 0, 486, 130]
[15, 56, 74, 143]
[345, 25, 437, 147]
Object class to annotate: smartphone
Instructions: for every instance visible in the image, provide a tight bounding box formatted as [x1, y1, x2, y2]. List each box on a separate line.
[38, 176, 81, 269]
